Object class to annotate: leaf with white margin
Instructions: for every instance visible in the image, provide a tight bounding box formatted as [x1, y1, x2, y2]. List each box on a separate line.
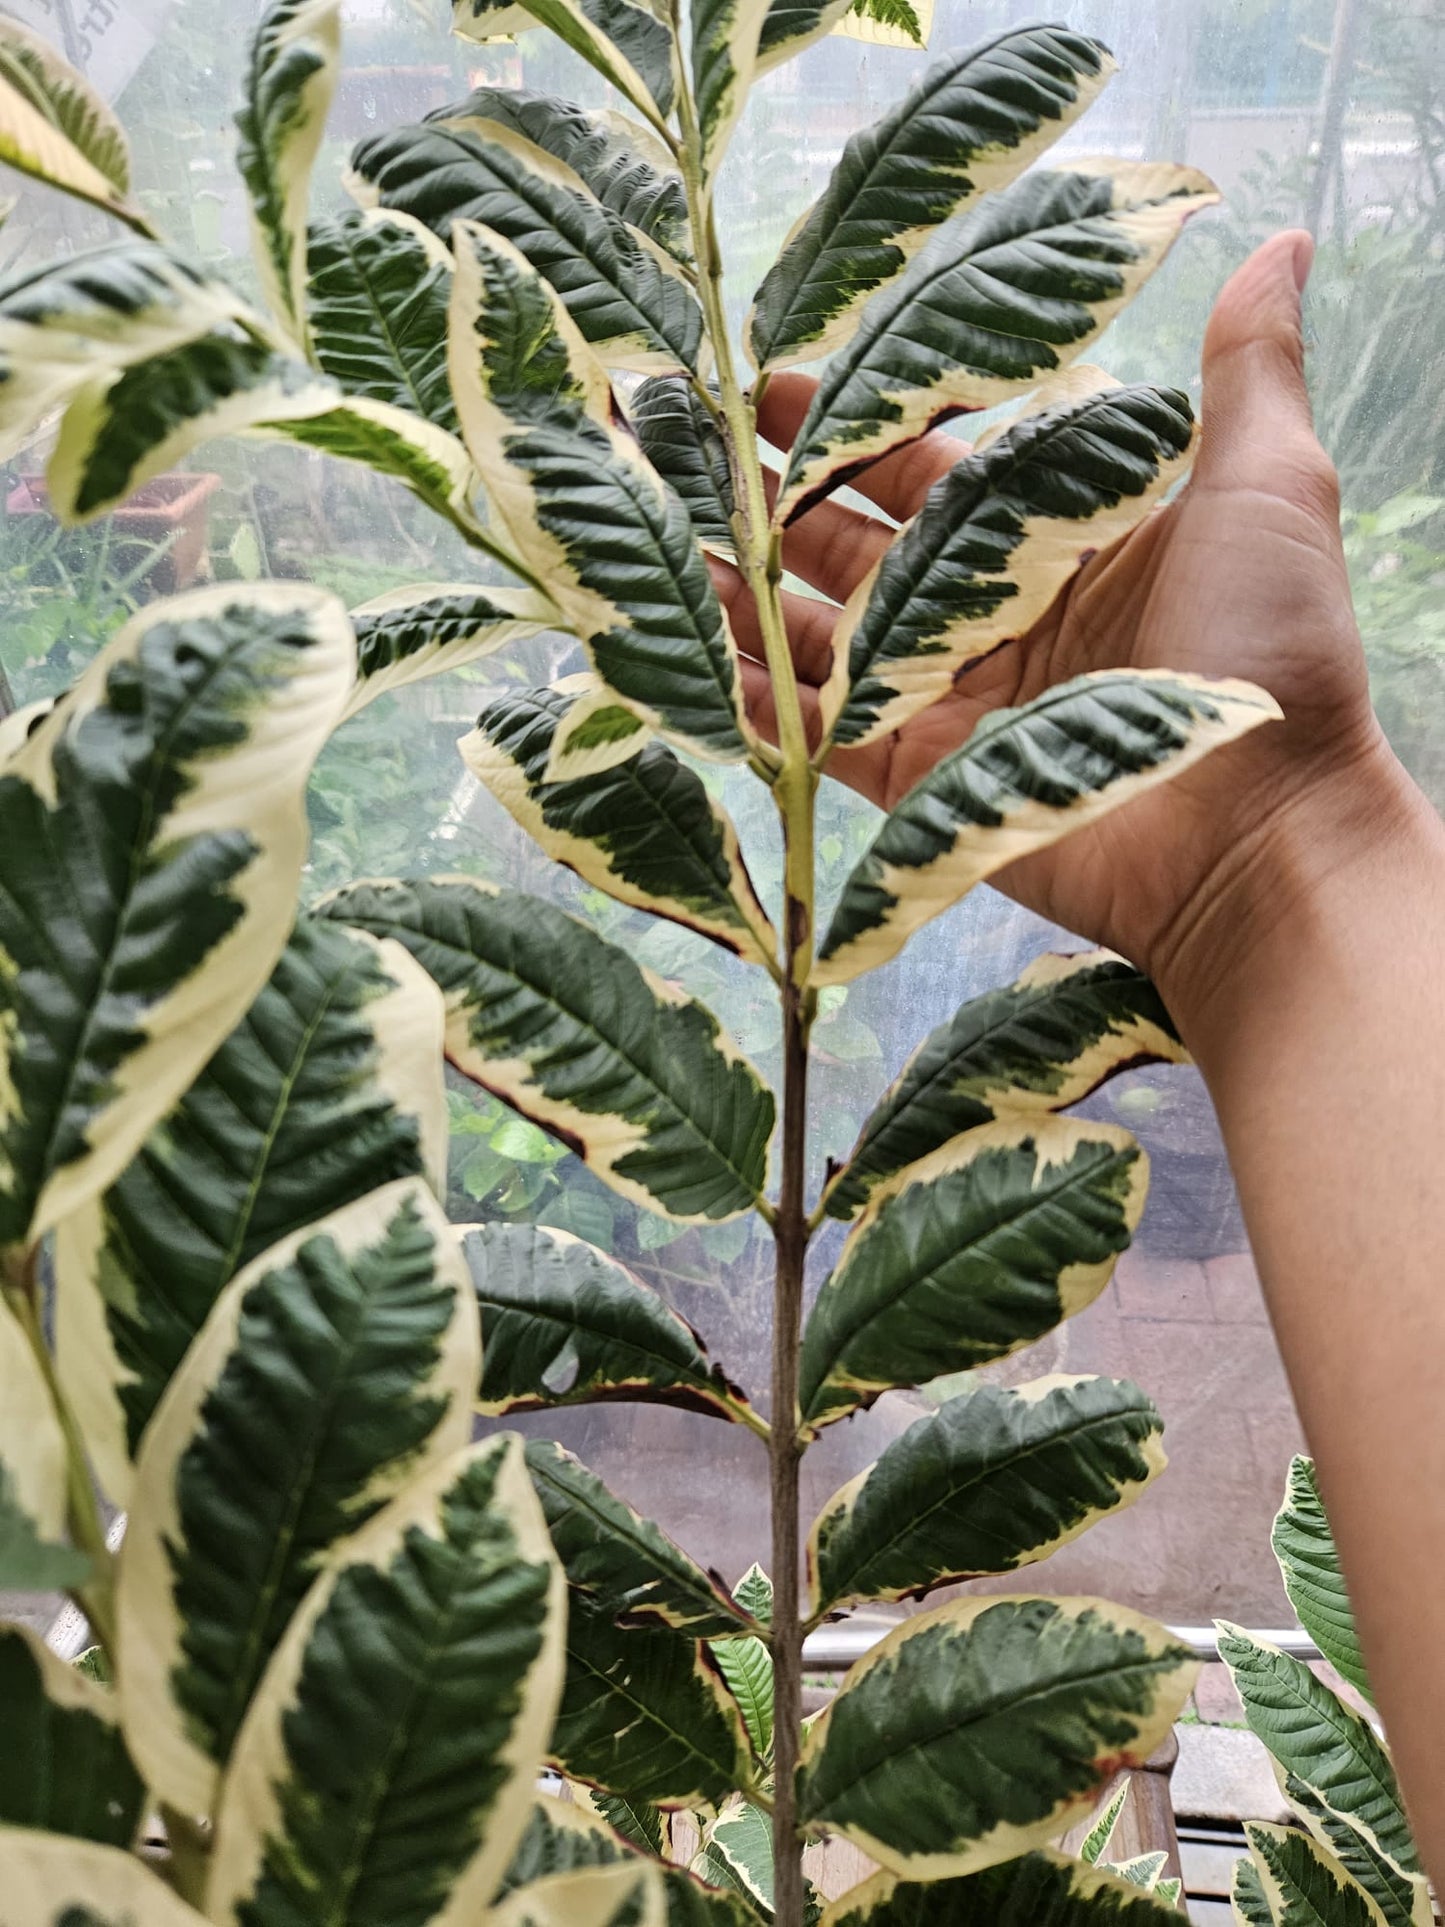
[1282, 1776, 1431, 1927]
[484, 0, 676, 125]
[0, 1465, 88, 1590]
[1234, 1857, 1276, 1927]
[692, 0, 773, 183]
[814, 671, 1280, 986]
[54, 916, 447, 1505]
[543, 673, 654, 781]
[1272, 1455, 1372, 1701]
[1246, 1824, 1388, 1927]
[807, 1375, 1165, 1617]
[492, 1863, 667, 1927]
[350, 117, 701, 371]
[631, 375, 736, 556]
[0, 1294, 67, 1567]
[0, 1830, 215, 1927]
[799, 1596, 1196, 1879]
[818, 1851, 1185, 1926]
[777, 161, 1219, 522]
[307, 207, 458, 430]
[206, 1436, 565, 1927]
[823, 948, 1185, 1221]
[116, 1177, 478, 1814]
[0, 17, 150, 232]
[0, 582, 354, 1253]
[502, 1795, 758, 1927]
[1081, 1782, 1131, 1866]
[824, 384, 1197, 749]
[755, 0, 855, 75]
[452, 0, 537, 40]
[833, 0, 932, 51]
[1106, 1855, 1169, 1892]
[704, 1798, 774, 1914]
[462, 1220, 761, 1427]
[236, 0, 342, 336]
[0, 1624, 144, 1844]
[749, 25, 1112, 371]
[321, 877, 775, 1221]
[346, 581, 556, 717]
[462, 683, 776, 964]
[798, 1116, 1146, 1436]
[447, 222, 747, 761]
[0, 697, 55, 766]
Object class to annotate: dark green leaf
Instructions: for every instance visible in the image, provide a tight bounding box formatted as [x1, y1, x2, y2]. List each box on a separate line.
[0, 1625, 144, 1847]
[1246, 1823, 1384, 1927]
[1272, 1457, 1372, 1702]
[631, 376, 736, 554]
[691, 0, 770, 179]
[348, 581, 555, 714]
[0, 1464, 89, 1590]
[755, 0, 853, 74]
[817, 1851, 1184, 1926]
[1233, 1855, 1277, 1927]
[1282, 1777, 1429, 1927]
[307, 207, 456, 429]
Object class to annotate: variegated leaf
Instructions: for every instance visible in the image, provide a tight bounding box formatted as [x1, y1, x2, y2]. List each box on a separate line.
[0, 1293, 70, 1579]
[0, 1624, 144, 1845]
[527, 1438, 747, 1636]
[819, 1852, 1185, 1926]
[451, 0, 538, 39]
[1245, 1824, 1387, 1927]
[1272, 1456, 1371, 1701]
[0, 1831, 212, 1927]
[350, 117, 700, 370]
[1081, 1783, 1132, 1866]
[748, 25, 1112, 371]
[579, 1787, 668, 1860]
[814, 671, 1280, 986]
[777, 161, 1219, 521]
[347, 581, 556, 716]
[692, 0, 772, 183]
[116, 1178, 478, 1814]
[462, 1220, 760, 1426]
[833, 0, 932, 52]
[260, 389, 478, 517]
[631, 376, 736, 556]
[824, 949, 1185, 1221]
[709, 1565, 772, 1764]
[492, 1864, 667, 1927]
[1107, 1854, 1169, 1893]
[755, 0, 854, 75]
[704, 1798, 773, 1914]
[307, 207, 456, 429]
[54, 916, 446, 1505]
[502, 1798, 758, 1927]
[0, 583, 353, 1254]
[236, 0, 342, 336]
[0, 17, 148, 231]
[1234, 1858, 1276, 1927]
[807, 1375, 1165, 1617]
[321, 877, 775, 1221]
[206, 1437, 565, 1927]
[0, 696, 54, 766]
[800, 1596, 1196, 1877]
[446, 222, 744, 759]
[543, 673, 654, 780]
[486, 0, 676, 124]
[1282, 1778, 1431, 1927]
[825, 384, 1197, 748]
[462, 684, 776, 963]
[799, 1116, 1145, 1436]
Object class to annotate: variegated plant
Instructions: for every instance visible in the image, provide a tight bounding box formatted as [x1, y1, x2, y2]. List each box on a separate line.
[0, 4, 1282, 1924]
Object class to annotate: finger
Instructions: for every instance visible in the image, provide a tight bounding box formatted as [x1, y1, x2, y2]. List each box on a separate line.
[708, 556, 838, 686]
[776, 484, 896, 603]
[757, 368, 966, 520]
[755, 371, 818, 454]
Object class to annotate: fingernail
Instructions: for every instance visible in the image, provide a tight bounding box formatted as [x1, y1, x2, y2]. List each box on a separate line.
[1289, 231, 1314, 294]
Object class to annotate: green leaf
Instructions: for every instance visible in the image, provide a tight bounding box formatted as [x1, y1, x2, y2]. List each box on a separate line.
[0, 1464, 89, 1590]
[709, 1618, 772, 1764]
[307, 207, 457, 429]
[1245, 1824, 1388, 1927]
[755, 0, 854, 76]
[748, 25, 1112, 371]
[825, 950, 1184, 1220]
[0, 17, 148, 230]
[1217, 1625, 1418, 1876]
[207, 1437, 565, 1927]
[527, 1437, 747, 1637]
[692, 0, 773, 183]
[322, 876, 774, 1223]
[54, 914, 446, 1500]
[799, 1116, 1145, 1436]
[445, 223, 743, 759]
[580, 1788, 668, 1859]
[777, 161, 1219, 522]
[542, 674, 654, 779]
[1080, 1783, 1131, 1867]
[1234, 1855, 1277, 1927]
[807, 1375, 1166, 1616]
[0, 1624, 144, 1845]
[631, 376, 736, 556]
[462, 1220, 761, 1425]
[0, 583, 353, 1254]
[492, 1864, 667, 1927]
[347, 580, 555, 715]
[1272, 1456, 1372, 1701]
[462, 683, 776, 964]
[501, 1794, 638, 1891]
[236, 0, 342, 335]
[552, 1593, 754, 1809]
[798, 1596, 1197, 1877]
[350, 117, 700, 370]
[825, 384, 1197, 749]
[814, 671, 1280, 986]
[818, 1851, 1185, 1926]
[1280, 1778, 1430, 1927]
[706, 1799, 774, 1914]
[0, 1831, 214, 1927]
[733, 1564, 773, 1625]
[116, 1179, 479, 1815]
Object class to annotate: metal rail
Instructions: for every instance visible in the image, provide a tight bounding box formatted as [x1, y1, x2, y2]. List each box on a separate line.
[801, 1621, 1321, 1671]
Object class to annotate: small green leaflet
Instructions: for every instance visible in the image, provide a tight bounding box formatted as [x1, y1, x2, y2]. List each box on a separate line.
[347, 581, 555, 715]
[631, 376, 737, 556]
[709, 1566, 773, 1764]
[0, 1830, 215, 1927]
[814, 671, 1281, 986]
[307, 207, 456, 429]
[807, 1375, 1166, 1617]
[0, 583, 353, 1253]
[825, 384, 1197, 749]
[1106, 1854, 1169, 1893]
[526, 1437, 747, 1637]
[1272, 1456, 1372, 1701]
[236, 0, 341, 336]
[799, 1116, 1146, 1436]
[0, 1625, 145, 1847]
[692, 0, 772, 183]
[116, 1179, 479, 1814]
[320, 878, 775, 1222]
[0, 15, 149, 230]
[748, 25, 1113, 370]
[462, 683, 776, 964]
[818, 1852, 1184, 1926]
[206, 1438, 565, 1927]
[463, 1221, 759, 1425]
[777, 161, 1218, 521]
[824, 949, 1185, 1220]
[1245, 1824, 1387, 1927]
[799, 1595, 1196, 1878]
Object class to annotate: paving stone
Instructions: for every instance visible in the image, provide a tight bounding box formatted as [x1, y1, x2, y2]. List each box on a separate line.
[1173, 1723, 1289, 1824]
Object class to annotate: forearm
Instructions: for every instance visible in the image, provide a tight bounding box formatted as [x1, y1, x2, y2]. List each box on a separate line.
[1157, 740, 1445, 1875]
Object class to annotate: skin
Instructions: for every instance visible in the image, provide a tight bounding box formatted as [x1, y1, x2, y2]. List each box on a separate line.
[722, 231, 1445, 1882]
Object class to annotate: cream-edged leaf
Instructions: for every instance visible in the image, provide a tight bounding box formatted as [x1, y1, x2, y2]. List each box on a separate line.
[0, 18, 148, 230]
[1234, 1856, 1277, 1927]
[492, 1863, 667, 1927]
[832, 0, 933, 51]
[755, 0, 854, 74]
[1272, 1456, 1371, 1702]
[0, 1830, 213, 1927]
[307, 206, 457, 428]
[1081, 1783, 1132, 1867]
[347, 581, 556, 716]
[1281, 1778, 1431, 1927]
[452, 0, 540, 39]
[819, 1851, 1185, 1926]
[542, 673, 654, 780]
[692, 0, 772, 183]
[0, 1624, 144, 1845]
[495, 0, 676, 123]
[1246, 1824, 1389, 1927]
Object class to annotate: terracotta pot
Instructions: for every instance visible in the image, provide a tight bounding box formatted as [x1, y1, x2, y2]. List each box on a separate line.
[6, 471, 221, 594]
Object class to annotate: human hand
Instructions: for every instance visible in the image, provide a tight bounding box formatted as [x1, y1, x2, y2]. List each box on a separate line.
[719, 231, 1405, 1000]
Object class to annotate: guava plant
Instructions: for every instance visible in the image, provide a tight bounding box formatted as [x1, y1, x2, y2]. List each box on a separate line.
[0, 2, 1286, 1923]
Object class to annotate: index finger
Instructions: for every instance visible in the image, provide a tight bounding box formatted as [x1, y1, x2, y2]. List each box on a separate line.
[755, 370, 968, 520]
